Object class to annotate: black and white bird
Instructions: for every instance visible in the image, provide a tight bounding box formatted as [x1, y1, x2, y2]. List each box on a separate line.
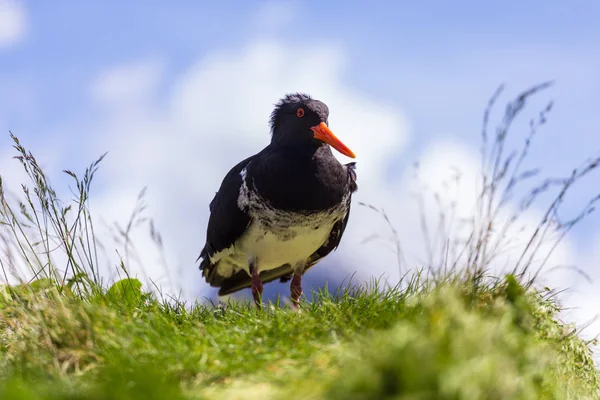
[198, 93, 357, 307]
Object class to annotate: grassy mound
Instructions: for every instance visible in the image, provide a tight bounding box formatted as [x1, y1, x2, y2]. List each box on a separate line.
[0, 274, 598, 399]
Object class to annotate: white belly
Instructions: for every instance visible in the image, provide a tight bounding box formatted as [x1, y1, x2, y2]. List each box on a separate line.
[237, 218, 336, 273]
[210, 207, 345, 279]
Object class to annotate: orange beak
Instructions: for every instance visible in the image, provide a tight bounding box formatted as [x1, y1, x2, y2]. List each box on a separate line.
[311, 122, 356, 158]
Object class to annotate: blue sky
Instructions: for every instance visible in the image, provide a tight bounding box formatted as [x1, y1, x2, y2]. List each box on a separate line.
[1, 1, 599, 333]
[4, 1, 599, 210]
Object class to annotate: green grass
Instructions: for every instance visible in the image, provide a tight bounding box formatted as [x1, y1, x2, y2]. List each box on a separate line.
[1, 83, 600, 398]
[0, 273, 598, 399]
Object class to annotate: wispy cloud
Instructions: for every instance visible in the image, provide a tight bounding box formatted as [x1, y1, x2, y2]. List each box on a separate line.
[0, 0, 27, 49]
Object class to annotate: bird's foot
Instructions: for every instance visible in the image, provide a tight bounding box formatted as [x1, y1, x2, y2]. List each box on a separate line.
[290, 274, 303, 309]
[251, 268, 263, 309]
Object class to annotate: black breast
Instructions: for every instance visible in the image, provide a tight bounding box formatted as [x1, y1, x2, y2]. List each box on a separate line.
[248, 144, 351, 212]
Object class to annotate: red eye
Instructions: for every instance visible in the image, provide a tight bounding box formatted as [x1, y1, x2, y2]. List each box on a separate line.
[296, 107, 305, 118]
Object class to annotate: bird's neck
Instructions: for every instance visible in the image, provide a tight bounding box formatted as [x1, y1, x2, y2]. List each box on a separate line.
[274, 141, 333, 161]
[250, 142, 347, 212]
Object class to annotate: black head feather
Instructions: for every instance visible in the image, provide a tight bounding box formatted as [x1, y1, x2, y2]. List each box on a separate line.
[269, 92, 313, 133]
[268, 93, 330, 147]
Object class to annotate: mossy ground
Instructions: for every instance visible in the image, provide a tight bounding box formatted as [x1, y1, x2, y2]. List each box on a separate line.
[0, 273, 598, 399]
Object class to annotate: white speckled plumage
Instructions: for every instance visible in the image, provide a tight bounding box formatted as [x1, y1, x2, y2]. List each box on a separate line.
[209, 165, 350, 278]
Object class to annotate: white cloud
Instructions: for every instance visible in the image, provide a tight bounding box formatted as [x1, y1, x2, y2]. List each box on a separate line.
[338, 135, 575, 288]
[90, 59, 165, 112]
[0, 0, 27, 49]
[558, 234, 600, 343]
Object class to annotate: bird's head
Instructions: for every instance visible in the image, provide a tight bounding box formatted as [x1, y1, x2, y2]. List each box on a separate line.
[269, 93, 355, 158]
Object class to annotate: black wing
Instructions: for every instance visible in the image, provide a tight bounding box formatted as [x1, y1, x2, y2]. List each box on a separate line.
[198, 155, 254, 287]
[217, 162, 358, 296]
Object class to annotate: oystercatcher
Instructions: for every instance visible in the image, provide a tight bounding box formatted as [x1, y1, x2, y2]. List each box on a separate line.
[198, 93, 357, 307]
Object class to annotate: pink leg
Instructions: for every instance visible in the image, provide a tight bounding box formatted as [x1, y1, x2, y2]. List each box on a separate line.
[290, 274, 303, 308]
[251, 267, 263, 308]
